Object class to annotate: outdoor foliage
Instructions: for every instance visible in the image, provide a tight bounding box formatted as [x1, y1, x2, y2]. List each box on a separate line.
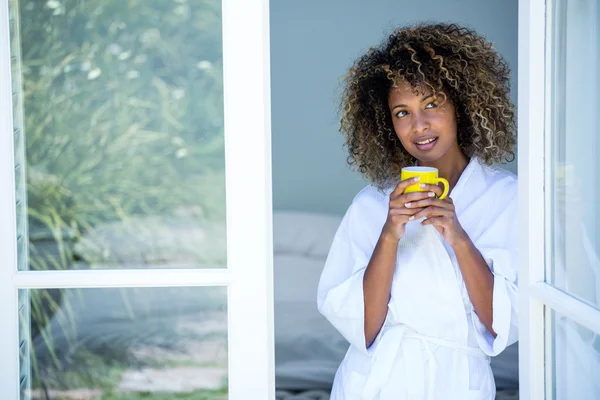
[13, 0, 228, 396]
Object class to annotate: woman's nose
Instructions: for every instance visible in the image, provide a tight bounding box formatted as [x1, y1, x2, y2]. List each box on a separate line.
[413, 112, 430, 134]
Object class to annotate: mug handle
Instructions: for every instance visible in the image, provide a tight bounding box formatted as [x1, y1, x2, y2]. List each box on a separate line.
[435, 177, 450, 199]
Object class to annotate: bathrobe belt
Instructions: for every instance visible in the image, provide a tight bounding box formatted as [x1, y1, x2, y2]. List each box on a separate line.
[362, 325, 490, 400]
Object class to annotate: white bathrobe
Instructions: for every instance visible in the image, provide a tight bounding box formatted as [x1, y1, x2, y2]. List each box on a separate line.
[317, 157, 518, 400]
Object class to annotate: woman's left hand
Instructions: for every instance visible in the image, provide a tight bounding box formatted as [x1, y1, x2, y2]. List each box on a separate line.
[404, 183, 469, 248]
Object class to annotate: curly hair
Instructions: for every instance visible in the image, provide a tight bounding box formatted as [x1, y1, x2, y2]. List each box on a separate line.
[339, 22, 516, 189]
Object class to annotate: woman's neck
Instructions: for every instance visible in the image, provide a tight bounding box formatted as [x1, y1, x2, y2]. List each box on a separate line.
[418, 148, 469, 191]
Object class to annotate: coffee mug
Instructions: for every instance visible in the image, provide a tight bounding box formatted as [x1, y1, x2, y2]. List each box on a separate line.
[400, 166, 449, 199]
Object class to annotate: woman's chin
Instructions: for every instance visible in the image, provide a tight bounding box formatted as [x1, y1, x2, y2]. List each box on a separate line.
[409, 143, 461, 165]
[411, 151, 444, 165]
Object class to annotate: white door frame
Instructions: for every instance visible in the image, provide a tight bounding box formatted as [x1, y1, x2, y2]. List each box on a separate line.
[518, 0, 600, 399]
[518, 0, 547, 397]
[0, 0, 275, 398]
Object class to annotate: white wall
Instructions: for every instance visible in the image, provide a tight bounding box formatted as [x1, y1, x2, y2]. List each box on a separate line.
[270, 0, 518, 215]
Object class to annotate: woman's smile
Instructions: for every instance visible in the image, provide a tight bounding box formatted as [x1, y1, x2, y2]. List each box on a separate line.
[414, 136, 439, 151]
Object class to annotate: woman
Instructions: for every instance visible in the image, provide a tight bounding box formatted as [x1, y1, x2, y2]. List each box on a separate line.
[317, 23, 518, 399]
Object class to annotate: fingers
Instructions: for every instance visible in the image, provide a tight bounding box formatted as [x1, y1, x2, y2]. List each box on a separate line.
[409, 206, 453, 221]
[392, 177, 421, 197]
[387, 212, 414, 227]
[389, 190, 435, 207]
[389, 206, 424, 216]
[420, 216, 449, 227]
[404, 197, 454, 210]
[417, 183, 445, 198]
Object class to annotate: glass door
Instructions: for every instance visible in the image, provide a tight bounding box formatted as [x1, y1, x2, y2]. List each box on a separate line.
[519, 0, 600, 398]
[0, 0, 274, 398]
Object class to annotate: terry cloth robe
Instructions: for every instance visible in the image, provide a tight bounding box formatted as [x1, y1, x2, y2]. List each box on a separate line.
[317, 157, 518, 400]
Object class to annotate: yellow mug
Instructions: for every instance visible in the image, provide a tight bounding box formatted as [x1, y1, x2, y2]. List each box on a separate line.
[400, 166, 449, 199]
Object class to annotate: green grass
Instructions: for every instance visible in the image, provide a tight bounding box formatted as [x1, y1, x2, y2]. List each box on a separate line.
[102, 389, 228, 400]
[33, 339, 228, 394]
[36, 350, 129, 391]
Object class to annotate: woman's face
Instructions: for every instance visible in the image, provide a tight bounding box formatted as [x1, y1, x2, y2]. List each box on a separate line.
[387, 83, 459, 164]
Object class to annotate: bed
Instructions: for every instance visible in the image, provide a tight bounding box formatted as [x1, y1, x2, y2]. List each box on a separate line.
[272, 210, 520, 399]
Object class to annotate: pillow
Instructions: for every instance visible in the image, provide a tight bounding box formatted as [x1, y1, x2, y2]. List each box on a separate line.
[272, 211, 342, 258]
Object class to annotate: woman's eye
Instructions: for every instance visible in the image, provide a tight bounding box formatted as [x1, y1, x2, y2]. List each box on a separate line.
[426, 101, 438, 109]
[395, 110, 408, 118]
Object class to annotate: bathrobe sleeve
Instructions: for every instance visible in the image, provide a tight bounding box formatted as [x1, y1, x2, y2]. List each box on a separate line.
[471, 182, 519, 357]
[317, 190, 390, 355]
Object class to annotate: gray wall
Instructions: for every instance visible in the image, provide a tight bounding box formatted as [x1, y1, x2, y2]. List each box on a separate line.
[270, 0, 518, 216]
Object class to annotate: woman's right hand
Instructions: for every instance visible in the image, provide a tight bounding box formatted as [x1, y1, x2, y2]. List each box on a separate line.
[381, 177, 434, 241]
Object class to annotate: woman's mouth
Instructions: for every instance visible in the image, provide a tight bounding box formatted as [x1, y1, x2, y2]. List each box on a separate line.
[415, 137, 438, 151]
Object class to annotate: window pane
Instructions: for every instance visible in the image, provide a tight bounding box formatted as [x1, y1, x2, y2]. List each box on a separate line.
[10, 0, 28, 272]
[547, 0, 600, 309]
[550, 311, 600, 399]
[9, 0, 226, 270]
[20, 287, 228, 399]
[18, 290, 31, 399]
